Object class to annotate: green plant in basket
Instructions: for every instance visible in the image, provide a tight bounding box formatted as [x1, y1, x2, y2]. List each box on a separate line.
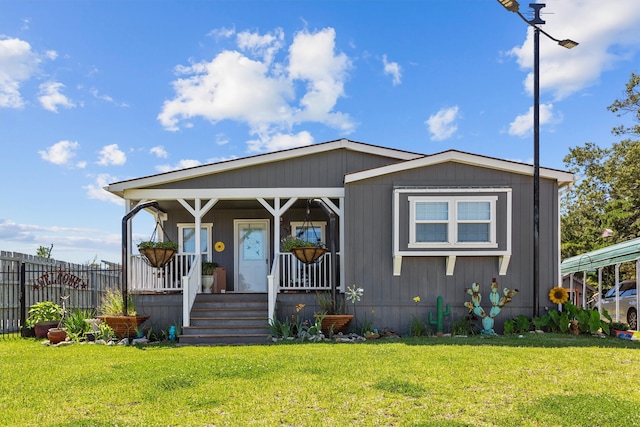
[137, 240, 178, 250]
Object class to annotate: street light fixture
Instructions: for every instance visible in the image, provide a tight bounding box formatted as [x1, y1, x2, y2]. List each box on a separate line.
[498, 1, 578, 317]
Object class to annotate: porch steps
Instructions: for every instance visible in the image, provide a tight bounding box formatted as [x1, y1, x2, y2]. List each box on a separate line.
[179, 293, 271, 345]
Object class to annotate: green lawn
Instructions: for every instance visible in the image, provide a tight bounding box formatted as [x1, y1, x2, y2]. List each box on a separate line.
[1, 334, 639, 426]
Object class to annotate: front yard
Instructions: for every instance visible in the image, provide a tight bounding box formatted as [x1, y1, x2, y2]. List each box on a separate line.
[1, 334, 639, 426]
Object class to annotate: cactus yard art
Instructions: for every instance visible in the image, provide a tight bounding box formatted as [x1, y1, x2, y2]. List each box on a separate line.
[464, 278, 518, 335]
[428, 296, 451, 336]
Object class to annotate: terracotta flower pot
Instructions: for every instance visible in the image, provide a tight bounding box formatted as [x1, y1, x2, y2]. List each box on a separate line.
[316, 314, 353, 335]
[34, 321, 60, 338]
[47, 328, 67, 344]
[97, 315, 150, 339]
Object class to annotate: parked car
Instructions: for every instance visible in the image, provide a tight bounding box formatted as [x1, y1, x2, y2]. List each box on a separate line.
[596, 280, 638, 329]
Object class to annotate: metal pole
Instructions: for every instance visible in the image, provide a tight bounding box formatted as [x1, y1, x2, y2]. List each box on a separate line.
[121, 200, 164, 316]
[533, 24, 540, 318]
[530, 2, 545, 318]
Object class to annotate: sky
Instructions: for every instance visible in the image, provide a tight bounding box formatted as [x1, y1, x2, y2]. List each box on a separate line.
[1, 0, 639, 265]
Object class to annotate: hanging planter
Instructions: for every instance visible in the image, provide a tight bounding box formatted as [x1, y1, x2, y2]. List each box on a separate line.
[138, 241, 178, 268]
[281, 202, 327, 265]
[281, 236, 326, 265]
[291, 246, 327, 264]
[137, 218, 178, 268]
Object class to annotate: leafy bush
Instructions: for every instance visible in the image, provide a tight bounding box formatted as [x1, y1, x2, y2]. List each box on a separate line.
[409, 315, 430, 336]
[25, 301, 63, 327]
[63, 308, 96, 341]
[451, 315, 479, 336]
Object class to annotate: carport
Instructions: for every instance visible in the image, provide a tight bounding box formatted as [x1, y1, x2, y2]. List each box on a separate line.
[561, 237, 640, 330]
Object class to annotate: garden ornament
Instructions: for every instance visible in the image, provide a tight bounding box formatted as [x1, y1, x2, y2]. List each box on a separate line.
[428, 296, 451, 336]
[464, 278, 518, 335]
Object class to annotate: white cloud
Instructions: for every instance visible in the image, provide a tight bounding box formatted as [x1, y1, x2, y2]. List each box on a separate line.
[425, 106, 460, 141]
[39, 140, 80, 165]
[89, 87, 128, 107]
[207, 26, 236, 40]
[150, 146, 168, 158]
[0, 37, 41, 108]
[0, 218, 121, 260]
[507, 0, 640, 100]
[247, 131, 314, 152]
[84, 173, 123, 205]
[38, 81, 75, 112]
[508, 103, 558, 137]
[237, 28, 284, 65]
[155, 159, 202, 172]
[158, 27, 354, 153]
[97, 144, 126, 166]
[382, 54, 402, 86]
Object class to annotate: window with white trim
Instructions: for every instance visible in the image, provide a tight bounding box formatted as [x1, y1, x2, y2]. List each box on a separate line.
[409, 196, 497, 248]
[290, 221, 326, 246]
[178, 223, 213, 261]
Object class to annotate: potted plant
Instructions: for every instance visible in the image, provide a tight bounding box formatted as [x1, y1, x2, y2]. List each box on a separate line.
[25, 301, 63, 338]
[281, 236, 326, 264]
[610, 321, 630, 338]
[201, 261, 218, 293]
[137, 240, 178, 268]
[314, 291, 353, 335]
[97, 287, 149, 339]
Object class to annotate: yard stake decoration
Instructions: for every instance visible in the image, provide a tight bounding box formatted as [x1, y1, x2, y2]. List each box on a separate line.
[464, 278, 518, 335]
[428, 296, 451, 336]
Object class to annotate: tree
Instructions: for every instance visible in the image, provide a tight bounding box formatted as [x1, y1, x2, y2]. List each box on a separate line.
[36, 244, 53, 259]
[561, 73, 640, 263]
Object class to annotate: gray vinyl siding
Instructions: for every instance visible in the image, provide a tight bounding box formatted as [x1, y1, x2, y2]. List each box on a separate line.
[343, 161, 559, 334]
[147, 149, 405, 190]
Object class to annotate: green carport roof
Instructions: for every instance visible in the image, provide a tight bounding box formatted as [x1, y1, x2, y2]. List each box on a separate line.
[561, 237, 640, 274]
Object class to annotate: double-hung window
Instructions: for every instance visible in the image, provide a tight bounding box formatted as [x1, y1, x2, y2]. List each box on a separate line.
[409, 196, 497, 248]
[178, 223, 213, 261]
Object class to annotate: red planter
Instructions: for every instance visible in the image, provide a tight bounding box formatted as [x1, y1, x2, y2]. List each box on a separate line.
[98, 315, 150, 339]
[316, 314, 353, 335]
[34, 321, 60, 338]
[47, 328, 67, 344]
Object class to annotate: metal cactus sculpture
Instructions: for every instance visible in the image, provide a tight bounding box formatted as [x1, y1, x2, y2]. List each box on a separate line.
[464, 278, 518, 336]
[428, 296, 451, 336]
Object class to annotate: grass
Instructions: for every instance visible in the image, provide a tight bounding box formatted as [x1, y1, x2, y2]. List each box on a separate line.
[1, 334, 639, 426]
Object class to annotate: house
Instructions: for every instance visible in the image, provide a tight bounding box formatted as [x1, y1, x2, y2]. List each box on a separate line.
[106, 139, 574, 343]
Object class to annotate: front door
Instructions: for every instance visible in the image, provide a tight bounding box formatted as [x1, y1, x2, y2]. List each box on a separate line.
[234, 219, 269, 292]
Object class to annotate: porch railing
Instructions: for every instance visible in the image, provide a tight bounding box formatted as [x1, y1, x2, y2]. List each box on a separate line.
[182, 255, 200, 327]
[130, 253, 194, 292]
[278, 252, 336, 291]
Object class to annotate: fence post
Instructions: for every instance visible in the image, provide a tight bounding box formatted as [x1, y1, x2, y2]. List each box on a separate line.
[19, 262, 26, 333]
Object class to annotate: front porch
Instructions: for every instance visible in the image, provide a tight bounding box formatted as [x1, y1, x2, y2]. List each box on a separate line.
[129, 247, 340, 344]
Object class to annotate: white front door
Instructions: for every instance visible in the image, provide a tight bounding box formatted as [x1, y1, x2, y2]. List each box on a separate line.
[234, 219, 269, 292]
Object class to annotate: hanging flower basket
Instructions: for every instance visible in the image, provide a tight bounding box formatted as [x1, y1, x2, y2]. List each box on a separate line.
[291, 246, 327, 264]
[138, 242, 178, 268]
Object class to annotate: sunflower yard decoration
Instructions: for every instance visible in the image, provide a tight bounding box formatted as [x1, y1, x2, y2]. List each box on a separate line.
[548, 286, 569, 305]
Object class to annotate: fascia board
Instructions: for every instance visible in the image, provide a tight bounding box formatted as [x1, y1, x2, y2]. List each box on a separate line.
[345, 150, 574, 185]
[122, 187, 346, 200]
[106, 139, 422, 194]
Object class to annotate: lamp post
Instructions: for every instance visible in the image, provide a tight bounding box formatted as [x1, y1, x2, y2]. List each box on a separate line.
[497, 1, 578, 317]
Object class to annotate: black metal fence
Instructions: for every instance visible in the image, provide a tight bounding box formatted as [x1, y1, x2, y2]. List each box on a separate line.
[0, 251, 121, 339]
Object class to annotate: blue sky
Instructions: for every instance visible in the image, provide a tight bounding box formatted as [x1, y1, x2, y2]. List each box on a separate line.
[1, 0, 639, 265]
